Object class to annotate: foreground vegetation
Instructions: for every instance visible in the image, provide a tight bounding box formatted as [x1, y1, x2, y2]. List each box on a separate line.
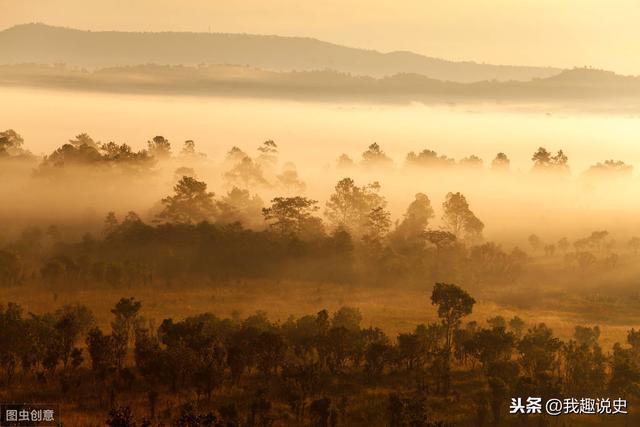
[2, 283, 639, 426]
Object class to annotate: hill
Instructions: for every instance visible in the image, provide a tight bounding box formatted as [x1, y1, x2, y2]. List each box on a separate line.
[0, 23, 561, 83]
[0, 64, 638, 105]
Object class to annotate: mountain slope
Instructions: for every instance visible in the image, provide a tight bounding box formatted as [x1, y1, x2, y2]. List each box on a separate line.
[0, 23, 560, 83]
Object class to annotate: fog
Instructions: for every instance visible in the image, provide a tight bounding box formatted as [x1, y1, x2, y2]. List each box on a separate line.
[3, 86, 640, 245]
[5, 87, 640, 168]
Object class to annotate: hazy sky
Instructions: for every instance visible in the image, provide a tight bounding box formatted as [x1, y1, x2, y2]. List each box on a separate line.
[2, 0, 640, 74]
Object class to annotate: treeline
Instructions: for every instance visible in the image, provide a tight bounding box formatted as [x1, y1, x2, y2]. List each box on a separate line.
[2, 130, 634, 290]
[0, 129, 635, 180]
[1, 171, 529, 290]
[527, 231, 624, 272]
[1, 62, 637, 102]
[2, 129, 637, 294]
[2, 284, 639, 425]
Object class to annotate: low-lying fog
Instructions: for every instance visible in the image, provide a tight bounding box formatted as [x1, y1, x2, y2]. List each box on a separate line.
[3, 86, 640, 246]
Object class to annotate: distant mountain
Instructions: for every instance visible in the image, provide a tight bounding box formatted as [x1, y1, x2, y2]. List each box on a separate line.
[0, 23, 561, 83]
[1, 64, 638, 105]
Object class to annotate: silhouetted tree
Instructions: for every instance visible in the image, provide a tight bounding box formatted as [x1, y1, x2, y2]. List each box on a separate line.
[325, 178, 386, 236]
[361, 143, 392, 168]
[459, 155, 483, 169]
[217, 187, 264, 228]
[69, 132, 99, 148]
[147, 136, 171, 159]
[276, 162, 306, 194]
[441, 192, 484, 241]
[394, 193, 434, 240]
[585, 160, 632, 179]
[490, 152, 510, 171]
[431, 283, 475, 394]
[256, 140, 278, 172]
[531, 147, 569, 173]
[363, 206, 391, 243]
[157, 176, 217, 224]
[262, 197, 322, 237]
[224, 153, 268, 188]
[336, 154, 355, 169]
[111, 297, 142, 368]
[0, 129, 31, 157]
[405, 149, 455, 168]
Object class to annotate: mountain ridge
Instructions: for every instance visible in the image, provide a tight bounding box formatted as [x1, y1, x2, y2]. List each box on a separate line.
[0, 23, 561, 83]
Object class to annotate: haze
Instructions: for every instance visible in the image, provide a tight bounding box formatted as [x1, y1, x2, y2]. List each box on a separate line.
[4, 4, 640, 425]
[3, 86, 640, 248]
[3, 0, 640, 74]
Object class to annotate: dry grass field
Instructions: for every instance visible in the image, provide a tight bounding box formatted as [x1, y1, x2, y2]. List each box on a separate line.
[2, 276, 636, 352]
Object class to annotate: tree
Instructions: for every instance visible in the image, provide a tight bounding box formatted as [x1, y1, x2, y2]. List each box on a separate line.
[518, 324, 562, 386]
[405, 149, 455, 168]
[0, 129, 32, 158]
[336, 154, 354, 169]
[0, 303, 24, 384]
[41, 142, 103, 167]
[224, 152, 268, 188]
[585, 160, 632, 179]
[424, 230, 456, 250]
[459, 155, 483, 169]
[55, 304, 95, 368]
[441, 192, 484, 241]
[528, 234, 542, 252]
[281, 360, 320, 422]
[325, 178, 386, 236]
[256, 140, 278, 171]
[276, 162, 306, 194]
[470, 326, 515, 370]
[100, 141, 153, 166]
[609, 341, 640, 397]
[262, 197, 322, 237]
[217, 187, 264, 228]
[111, 297, 142, 368]
[361, 143, 392, 168]
[157, 176, 217, 224]
[394, 193, 434, 239]
[491, 153, 510, 171]
[179, 140, 205, 158]
[509, 317, 525, 338]
[147, 136, 171, 159]
[69, 133, 99, 148]
[531, 147, 552, 168]
[431, 283, 475, 393]
[363, 206, 391, 243]
[575, 251, 597, 271]
[86, 327, 118, 381]
[585, 230, 609, 250]
[103, 212, 119, 236]
[469, 242, 525, 285]
[531, 147, 569, 173]
[331, 307, 362, 332]
[0, 250, 21, 287]
[557, 237, 570, 252]
[181, 139, 196, 156]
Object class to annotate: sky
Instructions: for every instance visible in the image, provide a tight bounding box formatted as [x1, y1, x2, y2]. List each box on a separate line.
[1, 0, 640, 74]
